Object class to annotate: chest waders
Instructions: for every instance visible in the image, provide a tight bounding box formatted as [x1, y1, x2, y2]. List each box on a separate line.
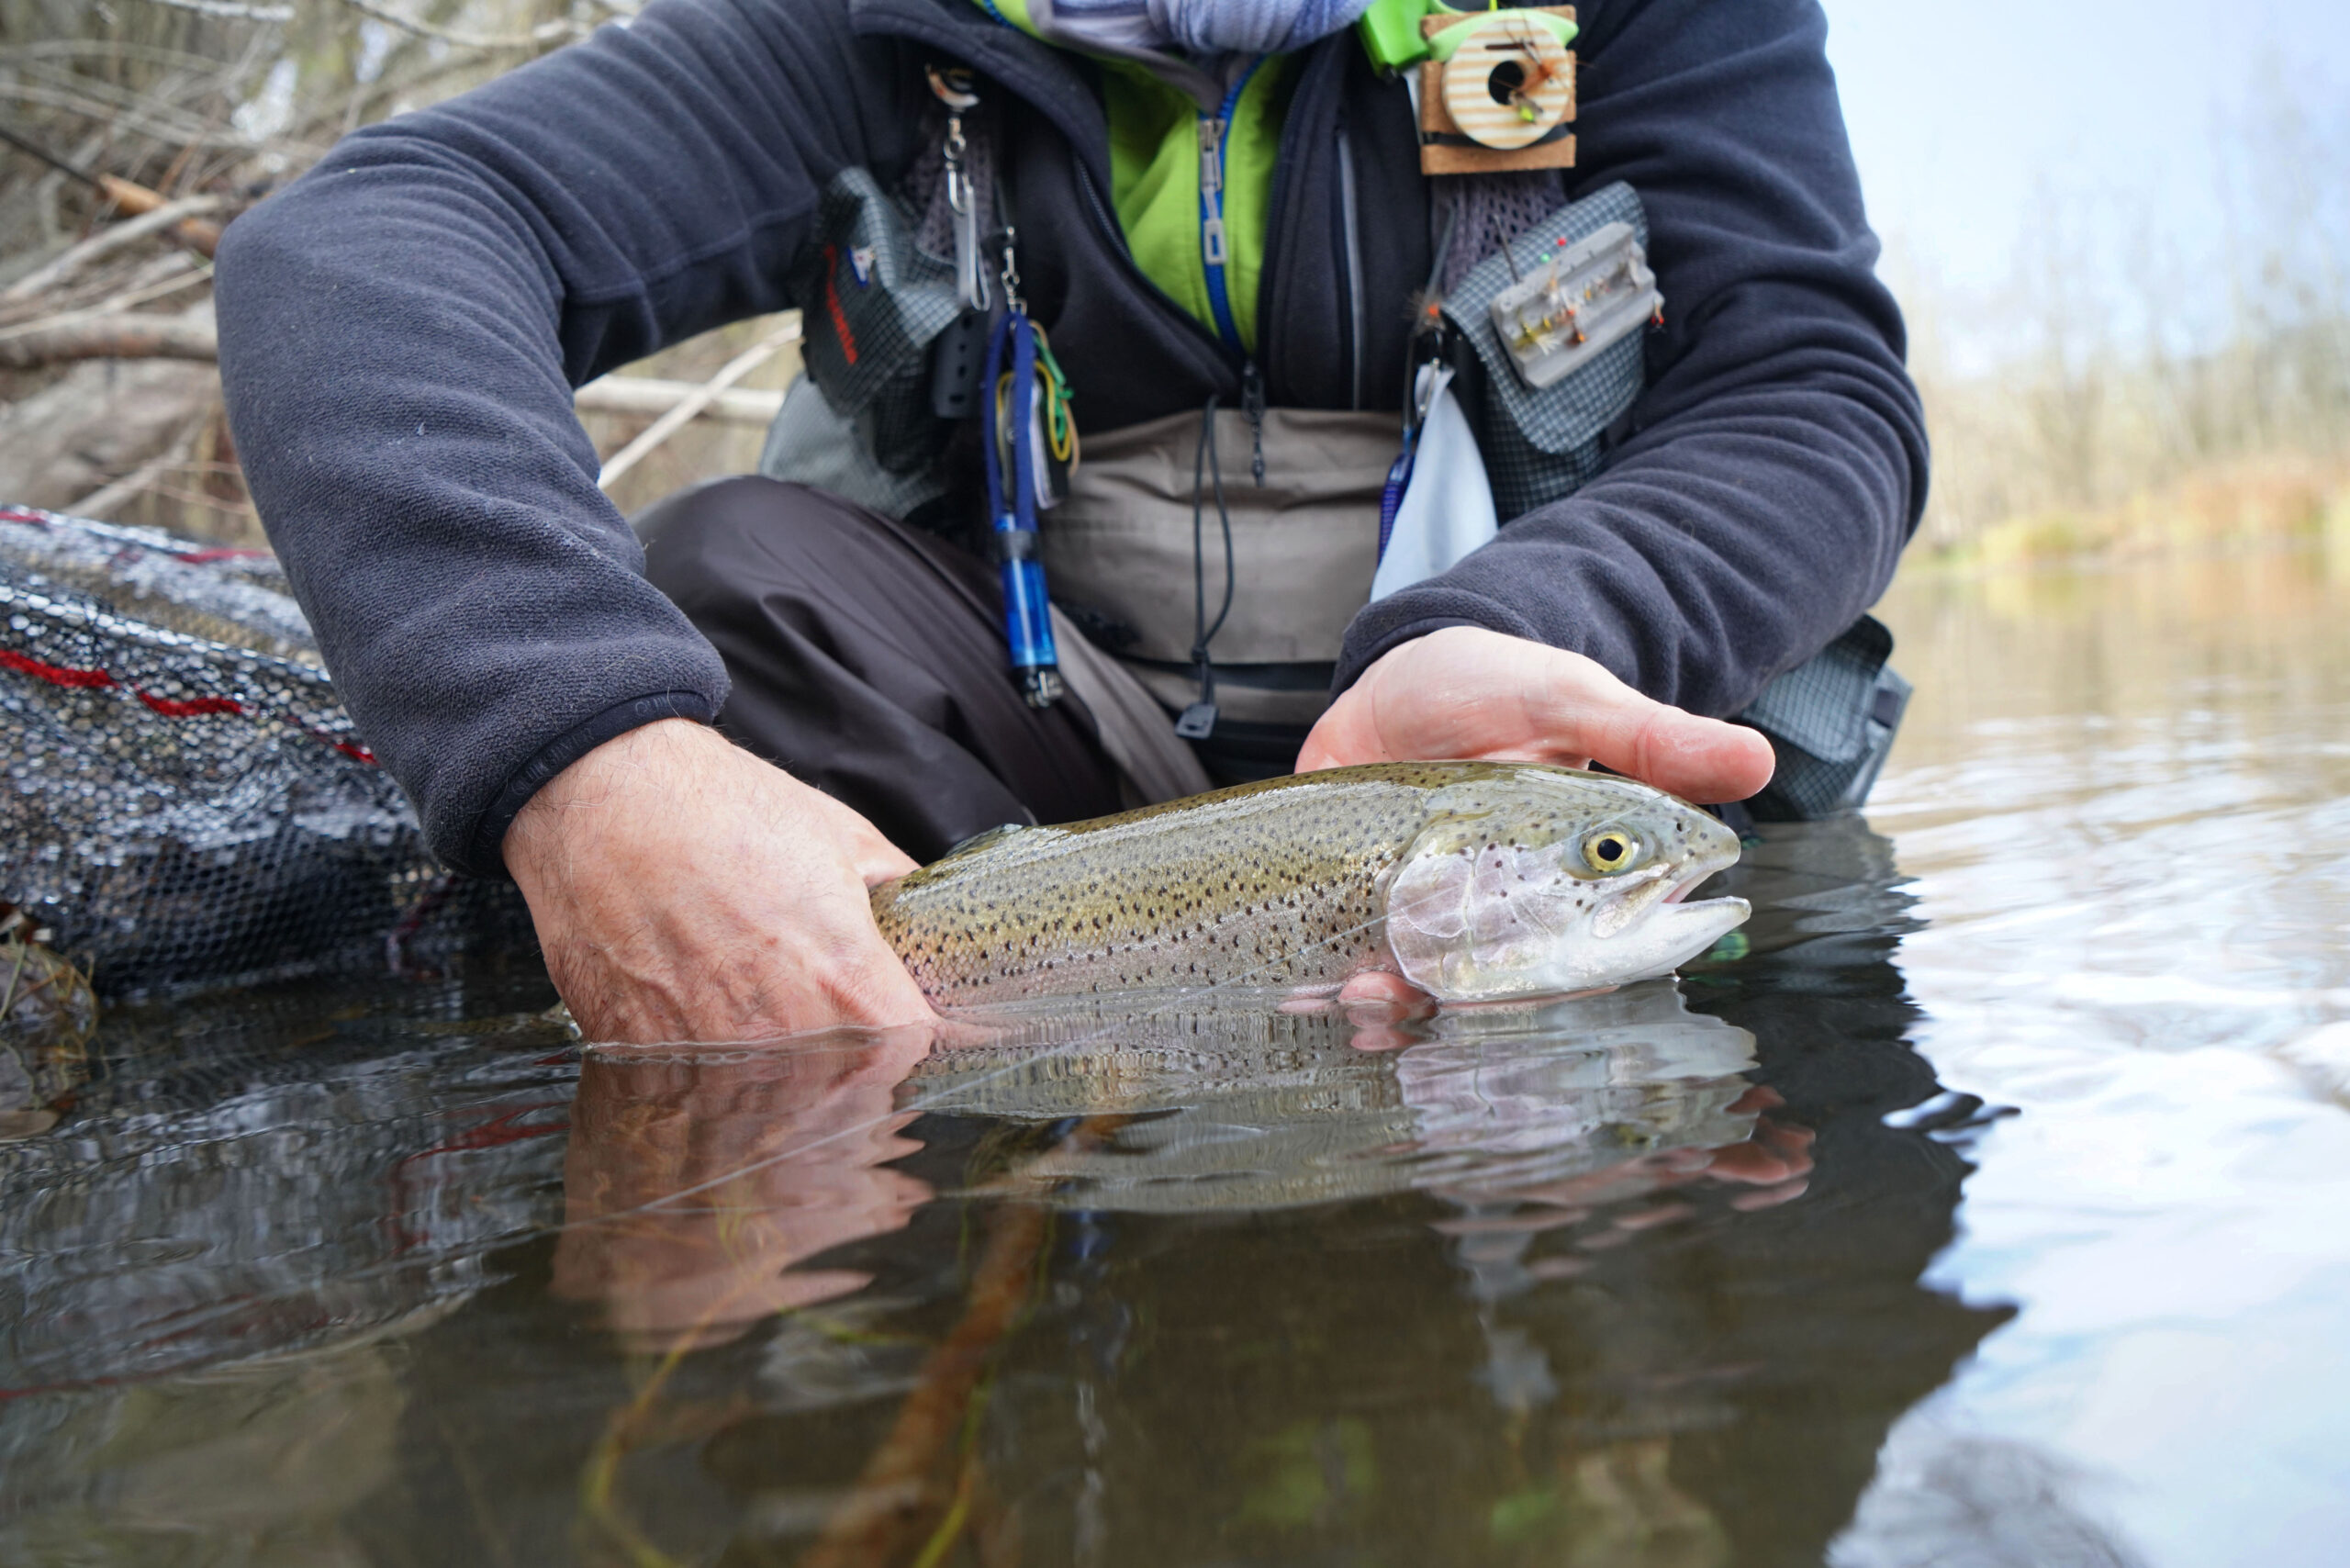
[756, 59, 1908, 819]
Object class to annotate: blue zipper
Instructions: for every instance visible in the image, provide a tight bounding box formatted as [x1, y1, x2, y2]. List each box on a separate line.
[1198, 56, 1266, 356]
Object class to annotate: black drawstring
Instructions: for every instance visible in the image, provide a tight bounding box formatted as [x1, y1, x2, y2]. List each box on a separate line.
[1174, 395, 1237, 741]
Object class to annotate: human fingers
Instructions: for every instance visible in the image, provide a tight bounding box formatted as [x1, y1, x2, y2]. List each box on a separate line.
[1301, 628, 1775, 805]
[506, 720, 934, 1042]
[1522, 650, 1776, 803]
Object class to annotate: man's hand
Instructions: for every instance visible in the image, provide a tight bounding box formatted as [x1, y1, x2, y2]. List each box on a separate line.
[503, 718, 933, 1043]
[1298, 626, 1775, 804]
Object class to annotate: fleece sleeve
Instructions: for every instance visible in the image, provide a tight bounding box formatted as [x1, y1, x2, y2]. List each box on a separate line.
[213, 0, 926, 874]
[1334, 0, 1927, 720]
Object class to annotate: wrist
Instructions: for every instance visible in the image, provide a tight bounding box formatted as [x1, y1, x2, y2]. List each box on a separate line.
[502, 717, 727, 891]
[473, 694, 720, 879]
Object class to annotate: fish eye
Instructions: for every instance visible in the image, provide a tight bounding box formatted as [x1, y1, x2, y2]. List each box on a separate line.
[1581, 829, 1639, 875]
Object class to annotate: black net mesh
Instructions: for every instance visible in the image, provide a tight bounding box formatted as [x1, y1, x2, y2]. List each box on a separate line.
[0, 505, 521, 996]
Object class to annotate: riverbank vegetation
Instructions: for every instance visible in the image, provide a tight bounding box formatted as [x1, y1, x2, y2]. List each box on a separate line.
[2, 2, 2344, 566]
[0, 0, 786, 540]
[1896, 86, 2350, 570]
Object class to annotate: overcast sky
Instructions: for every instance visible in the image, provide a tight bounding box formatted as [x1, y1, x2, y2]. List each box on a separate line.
[1818, 0, 2350, 368]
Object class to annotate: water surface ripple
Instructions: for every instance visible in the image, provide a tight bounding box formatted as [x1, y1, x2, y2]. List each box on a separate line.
[0, 549, 2342, 1566]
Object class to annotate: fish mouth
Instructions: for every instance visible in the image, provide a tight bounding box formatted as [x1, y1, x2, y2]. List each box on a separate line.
[1661, 845, 1740, 908]
[1588, 846, 1747, 946]
[1644, 851, 1751, 957]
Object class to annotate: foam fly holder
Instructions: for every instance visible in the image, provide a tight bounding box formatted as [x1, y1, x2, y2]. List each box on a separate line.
[1413, 6, 1579, 177]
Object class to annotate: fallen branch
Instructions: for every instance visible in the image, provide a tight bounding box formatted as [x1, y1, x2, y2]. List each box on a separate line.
[0, 314, 219, 369]
[0, 310, 793, 443]
[0, 196, 229, 302]
[338, 0, 579, 50]
[597, 319, 801, 488]
[69, 411, 209, 521]
[0, 259, 211, 340]
[0, 84, 239, 153]
[134, 0, 294, 19]
[574, 376, 784, 427]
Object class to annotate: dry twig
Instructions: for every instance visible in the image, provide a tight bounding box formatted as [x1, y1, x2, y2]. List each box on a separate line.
[597, 318, 801, 487]
[133, 0, 295, 20]
[69, 410, 211, 520]
[573, 376, 783, 427]
[1, 196, 228, 301]
[337, 0, 580, 51]
[0, 313, 219, 369]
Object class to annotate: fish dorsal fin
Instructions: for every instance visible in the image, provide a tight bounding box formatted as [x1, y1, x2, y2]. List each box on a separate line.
[939, 822, 1035, 861]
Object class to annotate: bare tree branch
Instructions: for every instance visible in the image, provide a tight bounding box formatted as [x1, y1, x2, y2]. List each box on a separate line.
[0, 196, 228, 302]
[597, 318, 801, 488]
[131, 0, 294, 21]
[0, 314, 220, 369]
[335, 0, 580, 51]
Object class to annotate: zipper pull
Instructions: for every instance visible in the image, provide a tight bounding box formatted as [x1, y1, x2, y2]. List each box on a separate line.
[1242, 360, 1267, 487]
[1199, 117, 1224, 195]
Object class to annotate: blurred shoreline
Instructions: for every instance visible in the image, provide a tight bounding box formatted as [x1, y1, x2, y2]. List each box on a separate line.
[1, 0, 2343, 577]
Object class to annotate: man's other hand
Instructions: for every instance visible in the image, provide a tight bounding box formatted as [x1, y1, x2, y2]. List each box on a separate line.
[503, 719, 933, 1043]
[1297, 626, 1775, 804]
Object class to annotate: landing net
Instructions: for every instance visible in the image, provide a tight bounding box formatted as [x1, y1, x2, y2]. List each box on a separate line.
[0, 506, 510, 995]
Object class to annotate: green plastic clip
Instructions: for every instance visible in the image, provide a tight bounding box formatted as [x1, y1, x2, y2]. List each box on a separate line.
[1357, 0, 1436, 73]
[1359, 0, 1580, 74]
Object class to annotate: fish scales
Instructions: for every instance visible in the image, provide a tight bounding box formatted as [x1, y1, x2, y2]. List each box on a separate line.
[878, 768, 1443, 1002]
[870, 762, 1752, 1008]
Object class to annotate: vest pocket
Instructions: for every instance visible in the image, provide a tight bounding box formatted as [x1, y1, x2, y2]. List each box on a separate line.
[764, 167, 964, 512]
[1439, 180, 1654, 521]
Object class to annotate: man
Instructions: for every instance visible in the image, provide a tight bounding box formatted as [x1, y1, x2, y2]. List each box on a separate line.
[214, 0, 1922, 1043]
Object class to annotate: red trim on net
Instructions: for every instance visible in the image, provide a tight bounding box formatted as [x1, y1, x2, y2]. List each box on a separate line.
[0, 647, 114, 689]
[2, 643, 380, 765]
[138, 691, 245, 718]
[177, 547, 273, 563]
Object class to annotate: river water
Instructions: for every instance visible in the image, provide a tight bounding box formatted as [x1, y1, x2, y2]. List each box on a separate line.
[4, 545, 2347, 1567]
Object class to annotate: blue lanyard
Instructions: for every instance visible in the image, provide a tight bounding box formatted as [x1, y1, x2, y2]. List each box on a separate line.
[980, 252, 1064, 710]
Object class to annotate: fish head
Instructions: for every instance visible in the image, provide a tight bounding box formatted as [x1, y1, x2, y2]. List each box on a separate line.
[1379, 767, 1751, 1002]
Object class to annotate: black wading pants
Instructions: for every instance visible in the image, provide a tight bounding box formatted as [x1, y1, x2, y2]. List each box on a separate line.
[638, 477, 1127, 862]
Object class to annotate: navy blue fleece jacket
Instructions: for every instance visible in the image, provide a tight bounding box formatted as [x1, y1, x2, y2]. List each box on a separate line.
[214, 0, 1924, 875]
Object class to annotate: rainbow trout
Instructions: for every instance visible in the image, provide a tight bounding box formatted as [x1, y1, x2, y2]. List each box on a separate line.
[871, 762, 1749, 1007]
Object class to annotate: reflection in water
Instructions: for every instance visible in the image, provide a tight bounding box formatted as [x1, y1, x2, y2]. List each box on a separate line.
[0, 827, 1998, 1566]
[7, 551, 2347, 1562]
[1841, 549, 2350, 1568]
[0, 976, 572, 1563]
[553, 1028, 934, 1347]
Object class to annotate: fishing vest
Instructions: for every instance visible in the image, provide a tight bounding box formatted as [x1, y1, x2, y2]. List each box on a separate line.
[753, 41, 1905, 822]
